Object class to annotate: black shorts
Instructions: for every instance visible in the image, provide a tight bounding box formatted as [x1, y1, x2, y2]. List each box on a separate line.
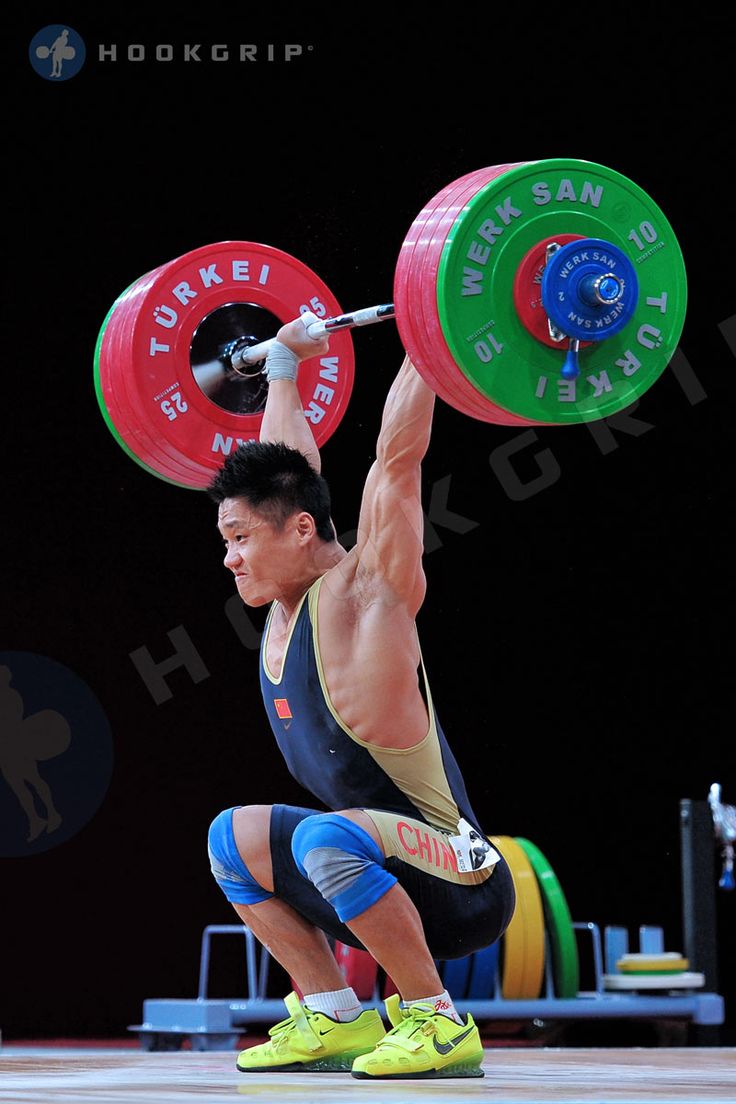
[270, 803, 515, 961]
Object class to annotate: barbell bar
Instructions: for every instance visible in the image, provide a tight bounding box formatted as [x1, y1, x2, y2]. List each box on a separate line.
[94, 158, 687, 489]
[230, 304, 396, 373]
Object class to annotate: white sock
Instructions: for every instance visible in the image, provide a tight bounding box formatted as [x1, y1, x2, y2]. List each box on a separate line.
[302, 986, 363, 1022]
[405, 990, 463, 1025]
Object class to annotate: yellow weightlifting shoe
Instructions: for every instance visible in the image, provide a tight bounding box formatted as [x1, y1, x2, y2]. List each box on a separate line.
[351, 994, 484, 1079]
[236, 991, 386, 1073]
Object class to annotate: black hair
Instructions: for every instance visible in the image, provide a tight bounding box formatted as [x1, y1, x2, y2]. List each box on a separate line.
[208, 441, 334, 542]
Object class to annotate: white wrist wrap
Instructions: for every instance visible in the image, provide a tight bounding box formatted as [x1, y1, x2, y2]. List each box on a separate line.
[265, 340, 299, 383]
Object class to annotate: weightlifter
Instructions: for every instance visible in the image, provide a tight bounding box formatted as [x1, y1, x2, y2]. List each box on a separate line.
[206, 315, 515, 1079]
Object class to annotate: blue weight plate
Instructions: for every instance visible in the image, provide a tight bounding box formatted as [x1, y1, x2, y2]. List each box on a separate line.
[467, 942, 500, 999]
[441, 955, 472, 1000]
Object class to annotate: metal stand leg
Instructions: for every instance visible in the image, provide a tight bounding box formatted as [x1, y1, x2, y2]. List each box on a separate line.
[198, 924, 259, 1000]
[680, 799, 720, 1045]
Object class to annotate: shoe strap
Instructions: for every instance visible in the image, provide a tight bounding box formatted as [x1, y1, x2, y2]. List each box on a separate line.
[384, 993, 404, 1029]
[373, 1020, 429, 1056]
[378, 999, 442, 1053]
[282, 991, 325, 1054]
[267, 1015, 292, 1039]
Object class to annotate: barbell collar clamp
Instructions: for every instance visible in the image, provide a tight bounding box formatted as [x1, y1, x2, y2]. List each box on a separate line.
[579, 272, 625, 307]
[548, 318, 567, 343]
[543, 243, 568, 344]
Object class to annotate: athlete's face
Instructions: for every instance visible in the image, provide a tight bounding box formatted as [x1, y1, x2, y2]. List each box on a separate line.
[217, 497, 305, 607]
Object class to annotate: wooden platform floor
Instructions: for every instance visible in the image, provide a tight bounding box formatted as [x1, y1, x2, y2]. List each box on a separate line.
[0, 1047, 733, 1102]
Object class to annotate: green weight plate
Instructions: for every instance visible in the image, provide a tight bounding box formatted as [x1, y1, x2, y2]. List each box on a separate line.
[514, 837, 578, 998]
[437, 159, 687, 424]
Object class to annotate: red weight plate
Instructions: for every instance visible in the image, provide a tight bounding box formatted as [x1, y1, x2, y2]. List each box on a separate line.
[111, 276, 213, 484]
[125, 242, 355, 489]
[98, 278, 203, 485]
[412, 169, 522, 422]
[414, 168, 523, 422]
[334, 942, 379, 1001]
[103, 286, 205, 485]
[413, 165, 539, 426]
[398, 170, 496, 419]
[420, 167, 532, 423]
[395, 170, 484, 414]
[129, 259, 276, 484]
[512, 233, 589, 349]
[397, 166, 531, 424]
[100, 246, 352, 490]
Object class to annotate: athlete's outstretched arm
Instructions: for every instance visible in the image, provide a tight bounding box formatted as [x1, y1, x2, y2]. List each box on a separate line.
[260, 379, 322, 472]
[259, 318, 329, 473]
[353, 356, 435, 613]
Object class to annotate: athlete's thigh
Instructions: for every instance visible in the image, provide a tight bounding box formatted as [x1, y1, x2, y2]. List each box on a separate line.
[269, 803, 367, 950]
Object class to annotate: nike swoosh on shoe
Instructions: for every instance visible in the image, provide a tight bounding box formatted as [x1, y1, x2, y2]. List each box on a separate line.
[432, 1026, 475, 1055]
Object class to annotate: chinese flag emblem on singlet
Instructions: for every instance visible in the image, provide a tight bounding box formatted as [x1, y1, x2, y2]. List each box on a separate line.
[274, 698, 292, 720]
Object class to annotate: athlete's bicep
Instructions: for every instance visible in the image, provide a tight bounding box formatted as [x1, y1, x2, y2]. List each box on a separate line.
[354, 458, 427, 614]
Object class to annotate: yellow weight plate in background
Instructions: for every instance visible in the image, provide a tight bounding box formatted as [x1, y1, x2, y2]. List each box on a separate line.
[618, 953, 689, 973]
[490, 836, 545, 999]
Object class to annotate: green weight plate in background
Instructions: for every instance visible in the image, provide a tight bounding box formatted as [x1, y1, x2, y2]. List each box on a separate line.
[515, 836, 579, 998]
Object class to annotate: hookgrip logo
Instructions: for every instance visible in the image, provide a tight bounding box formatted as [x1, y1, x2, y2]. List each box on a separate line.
[0, 652, 114, 857]
[29, 25, 86, 80]
[29, 25, 313, 76]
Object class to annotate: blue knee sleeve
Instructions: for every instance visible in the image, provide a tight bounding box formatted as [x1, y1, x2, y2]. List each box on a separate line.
[207, 807, 273, 905]
[291, 814, 397, 923]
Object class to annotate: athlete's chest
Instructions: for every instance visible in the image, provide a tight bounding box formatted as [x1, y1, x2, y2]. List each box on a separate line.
[264, 577, 359, 684]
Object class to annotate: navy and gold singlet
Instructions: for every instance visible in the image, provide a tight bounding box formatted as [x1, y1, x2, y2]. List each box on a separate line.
[259, 575, 493, 885]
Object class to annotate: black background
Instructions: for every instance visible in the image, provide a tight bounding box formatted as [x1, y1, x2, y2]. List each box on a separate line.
[3, 7, 734, 1042]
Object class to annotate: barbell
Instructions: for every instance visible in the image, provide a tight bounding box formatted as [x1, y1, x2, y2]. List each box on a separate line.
[94, 158, 687, 489]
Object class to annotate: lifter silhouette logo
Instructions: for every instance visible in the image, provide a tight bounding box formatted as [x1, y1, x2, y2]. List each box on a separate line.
[0, 653, 113, 856]
[29, 26, 86, 80]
